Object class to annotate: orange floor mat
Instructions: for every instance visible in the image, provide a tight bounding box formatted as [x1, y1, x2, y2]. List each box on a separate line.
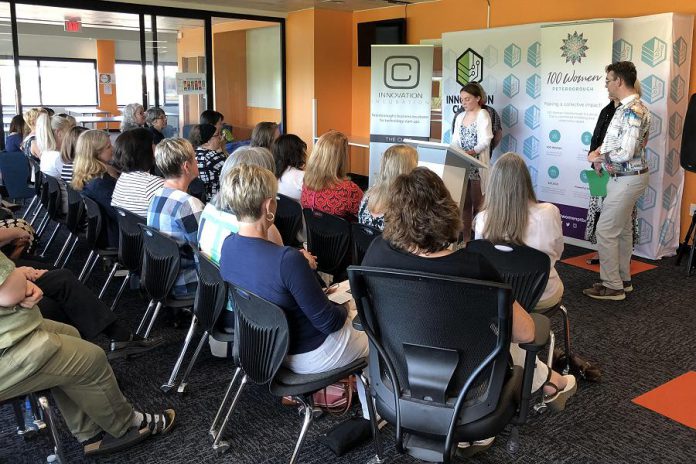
[561, 252, 657, 275]
[632, 371, 696, 430]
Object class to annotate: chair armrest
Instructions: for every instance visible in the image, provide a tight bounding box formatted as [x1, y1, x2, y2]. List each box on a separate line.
[352, 314, 363, 331]
[518, 313, 550, 353]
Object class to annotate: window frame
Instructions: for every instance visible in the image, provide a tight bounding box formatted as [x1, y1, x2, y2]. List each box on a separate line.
[14, 55, 99, 107]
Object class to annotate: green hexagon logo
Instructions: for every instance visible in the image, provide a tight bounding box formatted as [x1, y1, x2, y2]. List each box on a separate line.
[456, 48, 484, 86]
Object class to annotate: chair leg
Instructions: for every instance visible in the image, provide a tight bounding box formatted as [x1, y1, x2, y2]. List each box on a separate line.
[212, 373, 248, 455]
[177, 331, 209, 394]
[136, 300, 156, 336]
[39, 223, 61, 257]
[210, 367, 243, 440]
[161, 317, 199, 394]
[99, 262, 120, 299]
[289, 395, 314, 464]
[357, 374, 385, 463]
[78, 251, 96, 282]
[38, 396, 66, 464]
[35, 212, 50, 237]
[82, 253, 100, 284]
[533, 331, 556, 414]
[558, 305, 572, 374]
[22, 196, 38, 220]
[143, 301, 163, 339]
[109, 272, 131, 312]
[53, 233, 74, 268]
[60, 235, 79, 269]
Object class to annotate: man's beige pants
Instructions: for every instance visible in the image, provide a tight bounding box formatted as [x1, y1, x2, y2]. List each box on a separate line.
[0, 319, 134, 442]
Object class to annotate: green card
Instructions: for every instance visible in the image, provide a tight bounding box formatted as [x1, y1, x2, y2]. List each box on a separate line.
[585, 169, 610, 197]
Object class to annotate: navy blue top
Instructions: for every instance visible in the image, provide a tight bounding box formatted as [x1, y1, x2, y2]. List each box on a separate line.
[83, 174, 119, 248]
[220, 234, 347, 355]
[5, 133, 22, 152]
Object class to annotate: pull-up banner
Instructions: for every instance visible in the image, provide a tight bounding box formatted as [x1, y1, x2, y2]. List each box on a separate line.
[538, 20, 614, 239]
[369, 45, 433, 186]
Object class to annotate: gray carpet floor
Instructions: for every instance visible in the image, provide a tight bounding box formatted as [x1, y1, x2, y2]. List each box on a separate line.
[1, 227, 695, 463]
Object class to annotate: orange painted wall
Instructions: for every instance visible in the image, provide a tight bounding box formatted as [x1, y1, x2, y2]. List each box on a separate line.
[286, 9, 315, 147]
[213, 30, 247, 128]
[95, 40, 118, 115]
[341, 0, 696, 238]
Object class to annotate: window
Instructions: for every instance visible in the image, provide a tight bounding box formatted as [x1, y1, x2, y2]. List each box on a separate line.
[6, 57, 97, 107]
[115, 61, 179, 106]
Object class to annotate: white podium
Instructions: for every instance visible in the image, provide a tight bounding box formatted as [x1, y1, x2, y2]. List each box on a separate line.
[402, 139, 487, 207]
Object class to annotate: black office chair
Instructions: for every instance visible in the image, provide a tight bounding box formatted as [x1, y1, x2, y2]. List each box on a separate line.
[209, 283, 382, 463]
[0, 152, 34, 203]
[137, 225, 195, 338]
[53, 184, 85, 268]
[351, 223, 381, 265]
[38, 175, 66, 257]
[78, 196, 118, 284]
[99, 208, 146, 311]
[467, 240, 571, 376]
[348, 266, 550, 463]
[302, 208, 351, 281]
[23, 158, 44, 225]
[161, 250, 232, 394]
[275, 194, 303, 247]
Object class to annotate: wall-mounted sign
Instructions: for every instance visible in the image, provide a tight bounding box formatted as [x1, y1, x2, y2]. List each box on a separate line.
[64, 18, 81, 33]
[176, 73, 206, 95]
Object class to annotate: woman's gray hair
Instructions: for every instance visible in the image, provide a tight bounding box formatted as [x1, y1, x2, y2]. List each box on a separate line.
[145, 107, 165, 126]
[212, 146, 275, 208]
[121, 103, 144, 132]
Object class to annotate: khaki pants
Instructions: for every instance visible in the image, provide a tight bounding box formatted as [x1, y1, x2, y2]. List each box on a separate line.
[596, 173, 649, 290]
[0, 319, 134, 442]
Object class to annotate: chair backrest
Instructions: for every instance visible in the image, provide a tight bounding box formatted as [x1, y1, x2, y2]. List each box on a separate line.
[193, 250, 229, 333]
[30, 158, 42, 196]
[115, 207, 146, 272]
[44, 175, 63, 220]
[0, 152, 34, 199]
[302, 208, 351, 276]
[139, 224, 182, 301]
[466, 240, 551, 312]
[229, 283, 289, 386]
[351, 223, 381, 265]
[82, 195, 103, 250]
[64, 184, 86, 234]
[275, 194, 302, 247]
[348, 266, 513, 437]
[188, 177, 206, 203]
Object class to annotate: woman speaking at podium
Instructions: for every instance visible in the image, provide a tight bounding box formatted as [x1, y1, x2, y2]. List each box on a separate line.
[451, 83, 493, 239]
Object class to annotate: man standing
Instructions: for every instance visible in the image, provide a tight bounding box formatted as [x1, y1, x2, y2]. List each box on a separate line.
[583, 61, 651, 301]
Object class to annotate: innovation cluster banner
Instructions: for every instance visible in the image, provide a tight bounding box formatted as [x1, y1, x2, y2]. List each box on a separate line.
[369, 45, 433, 186]
[442, 13, 693, 259]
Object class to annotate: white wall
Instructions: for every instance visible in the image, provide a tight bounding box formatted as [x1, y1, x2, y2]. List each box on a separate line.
[245, 26, 281, 109]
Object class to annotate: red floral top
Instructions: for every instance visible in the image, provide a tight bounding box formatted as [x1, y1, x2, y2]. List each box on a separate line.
[301, 179, 364, 220]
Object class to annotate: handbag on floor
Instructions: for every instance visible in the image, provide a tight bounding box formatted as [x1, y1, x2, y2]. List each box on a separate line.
[553, 348, 602, 382]
[312, 376, 355, 414]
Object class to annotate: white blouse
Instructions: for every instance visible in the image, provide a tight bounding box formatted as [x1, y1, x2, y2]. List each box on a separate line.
[451, 109, 493, 191]
[474, 202, 564, 303]
[40, 150, 64, 179]
[278, 167, 305, 201]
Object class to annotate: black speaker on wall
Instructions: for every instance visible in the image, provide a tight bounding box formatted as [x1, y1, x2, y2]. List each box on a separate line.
[680, 93, 696, 172]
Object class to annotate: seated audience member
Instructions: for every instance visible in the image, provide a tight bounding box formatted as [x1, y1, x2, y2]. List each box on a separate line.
[72, 130, 119, 248]
[59, 125, 88, 183]
[120, 103, 146, 133]
[362, 167, 576, 412]
[475, 152, 564, 309]
[111, 128, 164, 218]
[219, 164, 366, 381]
[5, 115, 25, 152]
[147, 138, 203, 298]
[189, 123, 226, 202]
[0, 253, 175, 456]
[56, 113, 77, 127]
[0, 222, 34, 260]
[250, 121, 280, 150]
[273, 134, 307, 201]
[22, 108, 47, 160]
[145, 107, 167, 145]
[358, 144, 418, 231]
[200, 110, 224, 133]
[198, 146, 284, 264]
[301, 130, 363, 221]
[37, 113, 75, 178]
[13, 255, 162, 358]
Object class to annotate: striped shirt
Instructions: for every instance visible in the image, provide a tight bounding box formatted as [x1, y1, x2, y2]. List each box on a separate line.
[60, 163, 73, 183]
[111, 171, 164, 218]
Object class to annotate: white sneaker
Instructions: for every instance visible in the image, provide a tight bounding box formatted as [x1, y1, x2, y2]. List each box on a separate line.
[456, 437, 495, 457]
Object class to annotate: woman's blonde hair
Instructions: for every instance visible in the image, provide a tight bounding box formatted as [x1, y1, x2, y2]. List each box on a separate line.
[23, 107, 46, 132]
[480, 152, 537, 245]
[303, 130, 349, 191]
[61, 126, 88, 163]
[155, 138, 195, 178]
[213, 146, 274, 209]
[219, 163, 278, 221]
[36, 113, 74, 153]
[367, 144, 418, 214]
[72, 130, 112, 190]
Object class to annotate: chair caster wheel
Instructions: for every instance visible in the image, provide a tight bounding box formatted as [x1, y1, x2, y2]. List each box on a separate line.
[533, 402, 547, 414]
[160, 384, 175, 394]
[213, 440, 230, 455]
[506, 427, 520, 454]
